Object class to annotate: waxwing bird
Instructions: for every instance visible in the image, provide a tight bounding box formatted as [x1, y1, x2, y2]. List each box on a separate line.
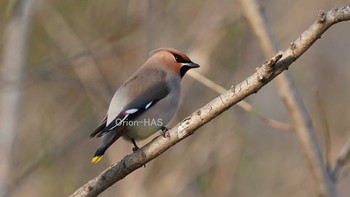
[90, 48, 200, 163]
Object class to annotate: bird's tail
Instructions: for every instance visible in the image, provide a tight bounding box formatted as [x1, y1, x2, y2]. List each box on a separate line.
[91, 126, 128, 163]
[91, 147, 107, 163]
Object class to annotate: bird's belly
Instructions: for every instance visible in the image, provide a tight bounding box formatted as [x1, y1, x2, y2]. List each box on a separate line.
[125, 124, 161, 140]
[124, 93, 179, 140]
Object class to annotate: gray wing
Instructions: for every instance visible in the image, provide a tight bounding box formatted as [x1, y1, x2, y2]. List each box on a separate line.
[90, 68, 170, 138]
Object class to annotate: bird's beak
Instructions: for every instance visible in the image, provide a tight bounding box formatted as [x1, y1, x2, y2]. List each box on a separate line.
[179, 61, 200, 78]
[182, 62, 200, 69]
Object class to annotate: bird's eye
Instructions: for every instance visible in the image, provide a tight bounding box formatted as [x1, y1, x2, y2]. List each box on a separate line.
[173, 54, 184, 63]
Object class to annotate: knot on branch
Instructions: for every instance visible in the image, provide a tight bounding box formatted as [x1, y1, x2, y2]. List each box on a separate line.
[318, 10, 326, 23]
[177, 117, 192, 138]
[256, 51, 283, 81]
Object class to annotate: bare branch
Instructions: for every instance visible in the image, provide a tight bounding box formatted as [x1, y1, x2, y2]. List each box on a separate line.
[188, 71, 292, 131]
[332, 136, 350, 180]
[69, 6, 350, 197]
[315, 91, 333, 172]
[239, 0, 340, 196]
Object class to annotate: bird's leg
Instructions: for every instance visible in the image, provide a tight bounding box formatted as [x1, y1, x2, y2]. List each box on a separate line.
[131, 138, 146, 168]
[131, 138, 139, 152]
[160, 127, 170, 138]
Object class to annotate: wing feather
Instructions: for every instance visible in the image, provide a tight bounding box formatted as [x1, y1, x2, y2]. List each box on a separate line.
[90, 69, 169, 138]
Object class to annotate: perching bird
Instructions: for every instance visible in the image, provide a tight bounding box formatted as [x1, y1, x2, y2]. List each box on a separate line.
[90, 48, 200, 163]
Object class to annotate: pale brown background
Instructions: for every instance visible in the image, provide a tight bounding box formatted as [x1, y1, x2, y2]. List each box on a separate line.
[1, 0, 350, 196]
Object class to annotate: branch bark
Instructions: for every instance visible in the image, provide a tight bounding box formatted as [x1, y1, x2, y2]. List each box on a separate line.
[188, 71, 292, 131]
[69, 6, 350, 197]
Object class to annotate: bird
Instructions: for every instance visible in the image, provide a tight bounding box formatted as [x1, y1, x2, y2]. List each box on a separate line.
[90, 48, 200, 163]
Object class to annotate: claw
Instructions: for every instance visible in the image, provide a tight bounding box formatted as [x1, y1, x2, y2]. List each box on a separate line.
[160, 127, 170, 138]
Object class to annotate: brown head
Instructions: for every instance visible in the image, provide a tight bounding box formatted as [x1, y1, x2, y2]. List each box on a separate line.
[148, 48, 200, 78]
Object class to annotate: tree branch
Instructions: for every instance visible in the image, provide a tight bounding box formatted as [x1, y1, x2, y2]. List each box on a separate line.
[239, 0, 338, 196]
[332, 135, 350, 180]
[188, 71, 293, 131]
[69, 6, 350, 197]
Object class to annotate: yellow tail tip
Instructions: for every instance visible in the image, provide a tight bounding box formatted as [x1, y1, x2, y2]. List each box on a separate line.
[91, 156, 103, 163]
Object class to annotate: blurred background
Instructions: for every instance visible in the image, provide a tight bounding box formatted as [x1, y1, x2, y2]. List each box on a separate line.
[1, 0, 350, 196]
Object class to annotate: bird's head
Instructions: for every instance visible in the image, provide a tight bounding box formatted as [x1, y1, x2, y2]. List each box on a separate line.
[149, 48, 200, 78]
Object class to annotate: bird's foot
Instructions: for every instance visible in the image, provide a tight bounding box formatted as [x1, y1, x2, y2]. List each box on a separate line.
[132, 146, 139, 153]
[160, 127, 170, 138]
[131, 139, 140, 153]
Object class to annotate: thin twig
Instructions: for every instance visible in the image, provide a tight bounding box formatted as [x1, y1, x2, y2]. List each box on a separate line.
[315, 91, 332, 172]
[332, 136, 350, 180]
